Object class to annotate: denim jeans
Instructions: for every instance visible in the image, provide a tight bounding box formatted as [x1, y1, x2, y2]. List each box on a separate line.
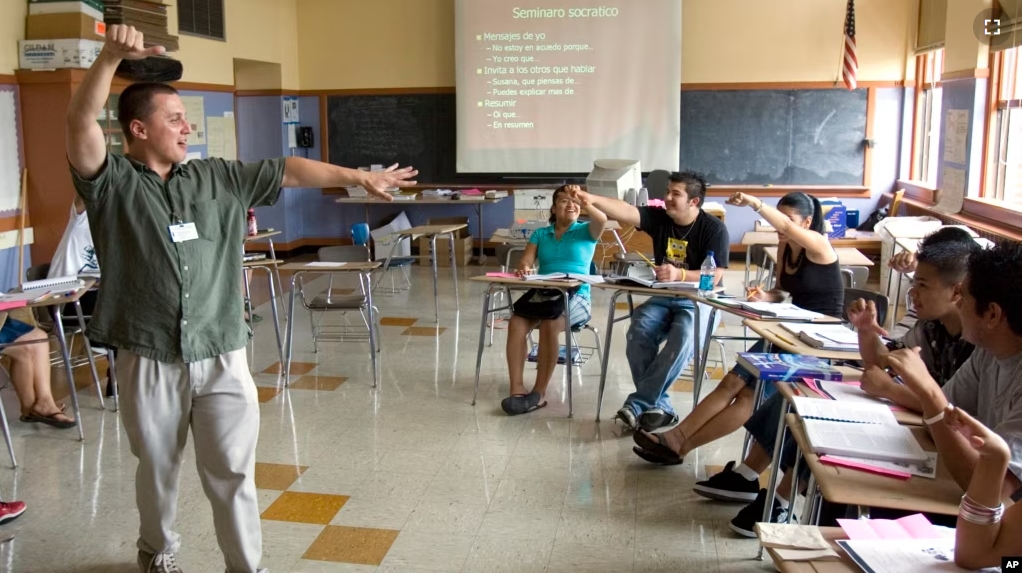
[623, 296, 706, 417]
[744, 392, 807, 481]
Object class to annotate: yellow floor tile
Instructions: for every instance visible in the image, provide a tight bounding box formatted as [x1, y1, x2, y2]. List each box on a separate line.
[261, 491, 350, 525]
[302, 525, 400, 565]
[290, 375, 348, 391]
[263, 361, 317, 375]
[669, 379, 694, 393]
[255, 462, 308, 491]
[380, 317, 418, 327]
[705, 464, 771, 488]
[401, 326, 447, 337]
[256, 387, 282, 403]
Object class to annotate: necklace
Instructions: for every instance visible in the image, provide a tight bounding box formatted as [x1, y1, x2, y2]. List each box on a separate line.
[784, 243, 805, 272]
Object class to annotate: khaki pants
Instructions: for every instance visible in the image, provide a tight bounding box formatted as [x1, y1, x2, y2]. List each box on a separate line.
[118, 348, 262, 573]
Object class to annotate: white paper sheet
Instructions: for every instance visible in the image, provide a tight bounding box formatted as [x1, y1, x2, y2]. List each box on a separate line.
[181, 96, 206, 145]
[943, 109, 968, 164]
[0, 91, 21, 212]
[838, 539, 994, 573]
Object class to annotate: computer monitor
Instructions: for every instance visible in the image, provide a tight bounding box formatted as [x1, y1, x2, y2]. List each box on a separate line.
[585, 159, 642, 201]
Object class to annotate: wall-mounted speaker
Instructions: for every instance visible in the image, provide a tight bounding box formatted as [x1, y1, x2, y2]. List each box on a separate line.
[297, 126, 314, 148]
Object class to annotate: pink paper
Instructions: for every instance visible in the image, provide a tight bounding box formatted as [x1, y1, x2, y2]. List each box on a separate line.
[820, 455, 912, 479]
[838, 514, 940, 541]
[462, 188, 484, 195]
[485, 272, 518, 278]
[802, 378, 830, 399]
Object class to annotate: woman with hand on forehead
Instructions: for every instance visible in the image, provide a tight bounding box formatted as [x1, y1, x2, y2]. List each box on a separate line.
[500, 185, 607, 416]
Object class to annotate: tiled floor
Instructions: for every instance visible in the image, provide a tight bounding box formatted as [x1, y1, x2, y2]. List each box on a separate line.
[0, 264, 786, 572]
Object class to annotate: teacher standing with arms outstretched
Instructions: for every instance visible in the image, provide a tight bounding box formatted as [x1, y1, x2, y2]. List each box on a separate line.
[65, 25, 417, 573]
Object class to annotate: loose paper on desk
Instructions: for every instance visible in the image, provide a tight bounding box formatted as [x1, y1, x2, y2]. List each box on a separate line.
[839, 513, 943, 541]
[305, 262, 348, 267]
[755, 523, 831, 550]
[943, 109, 968, 165]
[837, 538, 991, 573]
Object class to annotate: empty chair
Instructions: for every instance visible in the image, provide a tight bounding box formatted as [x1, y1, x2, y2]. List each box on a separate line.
[297, 246, 381, 352]
[644, 169, 671, 201]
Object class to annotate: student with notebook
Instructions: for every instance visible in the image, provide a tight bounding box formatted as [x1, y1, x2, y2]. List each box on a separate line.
[568, 172, 729, 432]
[889, 241, 1022, 502]
[631, 191, 841, 467]
[945, 407, 1022, 569]
[500, 185, 607, 415]
[693, 228, 981, 536]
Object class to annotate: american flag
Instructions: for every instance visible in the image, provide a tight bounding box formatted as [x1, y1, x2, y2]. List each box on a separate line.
[842, 0, 858, 90]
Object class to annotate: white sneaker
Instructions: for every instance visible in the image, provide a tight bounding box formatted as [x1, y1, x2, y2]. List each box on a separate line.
[138, 550, 183, 573]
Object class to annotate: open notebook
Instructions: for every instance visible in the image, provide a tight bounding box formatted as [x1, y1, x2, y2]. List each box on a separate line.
[792, 397, 929, 464]
[604, 274, 700, 290]
[523, 273, 605, 285]
[780, 323, 859, 351]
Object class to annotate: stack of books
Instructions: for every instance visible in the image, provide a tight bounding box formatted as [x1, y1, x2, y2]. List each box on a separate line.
[103, 0, 179, 51]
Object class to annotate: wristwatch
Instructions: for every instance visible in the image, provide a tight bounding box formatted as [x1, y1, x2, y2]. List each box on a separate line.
[924, 403, 953, 426]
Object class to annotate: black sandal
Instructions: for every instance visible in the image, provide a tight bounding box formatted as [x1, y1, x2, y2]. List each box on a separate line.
[632, 446, 683, 466]
[20, 411, 76, 429]
[500, 391, 547, 416]
[632, 430, 682, 464]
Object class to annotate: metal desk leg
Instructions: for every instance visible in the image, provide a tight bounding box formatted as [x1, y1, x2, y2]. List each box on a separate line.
[243, 267, 253, 326]
[267, 238, 284, 312]
[448, 232, 459, 313]
[73, 301, 105, 410]
[562, 288, 573, 418]
[50, 306, 84, 441]
[786, 452, 801, 523]
[692, 307, 718, 407]
[757, 395, 789, 560]
[261, 266, 285, 370]
[744, 245, 752, 289]
[107, 349, 119, 412]
[472, 285, 495, 404]
[742, 377, 766, 461]
[475, 203, 487, 265]
[430, 234, 440, 323]
[800, 475, 818, 525]
[284, 273, 300, 386]
[596, 289, 625, 421]
[0, 390, 14, 467]
[364, 272, 379, 388]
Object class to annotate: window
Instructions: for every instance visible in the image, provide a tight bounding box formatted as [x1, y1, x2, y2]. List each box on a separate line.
[986, 47, 1023, 209]
[178, 0, 225, 41]
[911, 50, 944, 185]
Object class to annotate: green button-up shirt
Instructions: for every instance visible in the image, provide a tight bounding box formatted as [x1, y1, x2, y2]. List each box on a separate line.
[70, 154, 286, 363]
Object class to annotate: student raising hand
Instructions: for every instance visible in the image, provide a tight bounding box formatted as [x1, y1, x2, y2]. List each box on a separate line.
[847, 299, 889, 336]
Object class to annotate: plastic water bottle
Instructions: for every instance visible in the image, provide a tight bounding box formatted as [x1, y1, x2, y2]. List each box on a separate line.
[699, 252, 716, 296]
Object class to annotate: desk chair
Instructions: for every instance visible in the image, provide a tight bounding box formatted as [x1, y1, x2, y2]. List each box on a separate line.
[297, 246, 381, 353]
[645, 169, 670, 201]
[842, 287, 889, 326]
[486, 245, 527, 345]
[840, 266, 869, 289]
[25, 264, 111, 409]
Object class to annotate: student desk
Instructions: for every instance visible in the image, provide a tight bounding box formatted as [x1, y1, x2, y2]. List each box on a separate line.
[242, 259, 284, 368]
[244, 230, 284, 296]
[336, 195, 508, 264]
[1, 277, 102, 445]
[760, 526, 859, 573]
[470, 275, 586, 417]
[785, 412, 962, 520]
[381, 223, 466, 323]
[280, 261, 382, 387]
[756, 380, 921, 558]
[589, 282, 724, 422]
[741, 320, 861, 363]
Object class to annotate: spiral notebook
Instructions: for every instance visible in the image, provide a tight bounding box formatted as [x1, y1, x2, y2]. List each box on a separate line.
[21, 275, 85, 292]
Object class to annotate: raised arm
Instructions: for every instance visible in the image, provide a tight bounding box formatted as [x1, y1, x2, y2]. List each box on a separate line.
[281, 158, 417, 199]
[66, 25, 164, 180]
[727, 192, 835, 263]
[568, 185, 608, 240]
[847, 298, 890, 368]
[949, 408, 1023, 570]
[569, 188, 640, 227]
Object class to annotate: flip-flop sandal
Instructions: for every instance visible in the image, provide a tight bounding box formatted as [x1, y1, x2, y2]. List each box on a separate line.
[632, 446, 683, 466]
[20, 411, 76, 429]
[500, 391, 547, 416]
[632, 430, 682, 464]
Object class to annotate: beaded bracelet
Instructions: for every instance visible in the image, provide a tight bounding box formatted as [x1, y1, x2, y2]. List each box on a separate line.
[959, 493, 1004, 525]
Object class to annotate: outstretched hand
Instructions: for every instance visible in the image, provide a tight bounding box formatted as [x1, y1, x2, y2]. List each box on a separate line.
[847, 298, 888, 336]
[104, 24, 165, 60]
[945, 407, 1011, 460]
[362, 163, 419, 201]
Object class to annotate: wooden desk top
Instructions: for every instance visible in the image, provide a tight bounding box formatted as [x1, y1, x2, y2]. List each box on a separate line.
[243, 259, 281, 268]
[278, 261, 381, 272]
[742, 231, 781, 246]
[396, 224, 468, 239]
[764, 246, 874, 267]
[786, 413, 962, 515]
[244, 231, 281, 241]
[742, 320, 861, 361]
[18, 277, 98, 308]
[743, 231, 881, 250]
[590, 281, 722, 300]
[469, 274, 583, 290]
[763, 527, 858, 573]
[336, 196, 505, 205]
[776, 380, 924, 426]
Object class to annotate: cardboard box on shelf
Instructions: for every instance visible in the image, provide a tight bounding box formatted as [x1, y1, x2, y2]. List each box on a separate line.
[26, 13, 106, 41]
[28, 1, 105, 22]
[419, 236, 473, 267]
[19, 39, 103, 69]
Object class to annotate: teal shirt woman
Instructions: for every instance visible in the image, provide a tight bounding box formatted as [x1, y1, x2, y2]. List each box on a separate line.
[502, 185, 608, 415]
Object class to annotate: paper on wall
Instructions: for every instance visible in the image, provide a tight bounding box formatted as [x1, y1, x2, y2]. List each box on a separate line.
[181, 96, 206, 146]
[935, 166, 966, 214]
[207, 116, 237, 161]
[0, 91, 20, 212]
[942, 109, 968, 165]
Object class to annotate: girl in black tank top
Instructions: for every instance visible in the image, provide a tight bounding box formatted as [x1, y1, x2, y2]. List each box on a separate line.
[630, 191, 844, 468]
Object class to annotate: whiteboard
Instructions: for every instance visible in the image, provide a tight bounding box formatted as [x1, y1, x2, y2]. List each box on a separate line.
[0, 91, 20, 212]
